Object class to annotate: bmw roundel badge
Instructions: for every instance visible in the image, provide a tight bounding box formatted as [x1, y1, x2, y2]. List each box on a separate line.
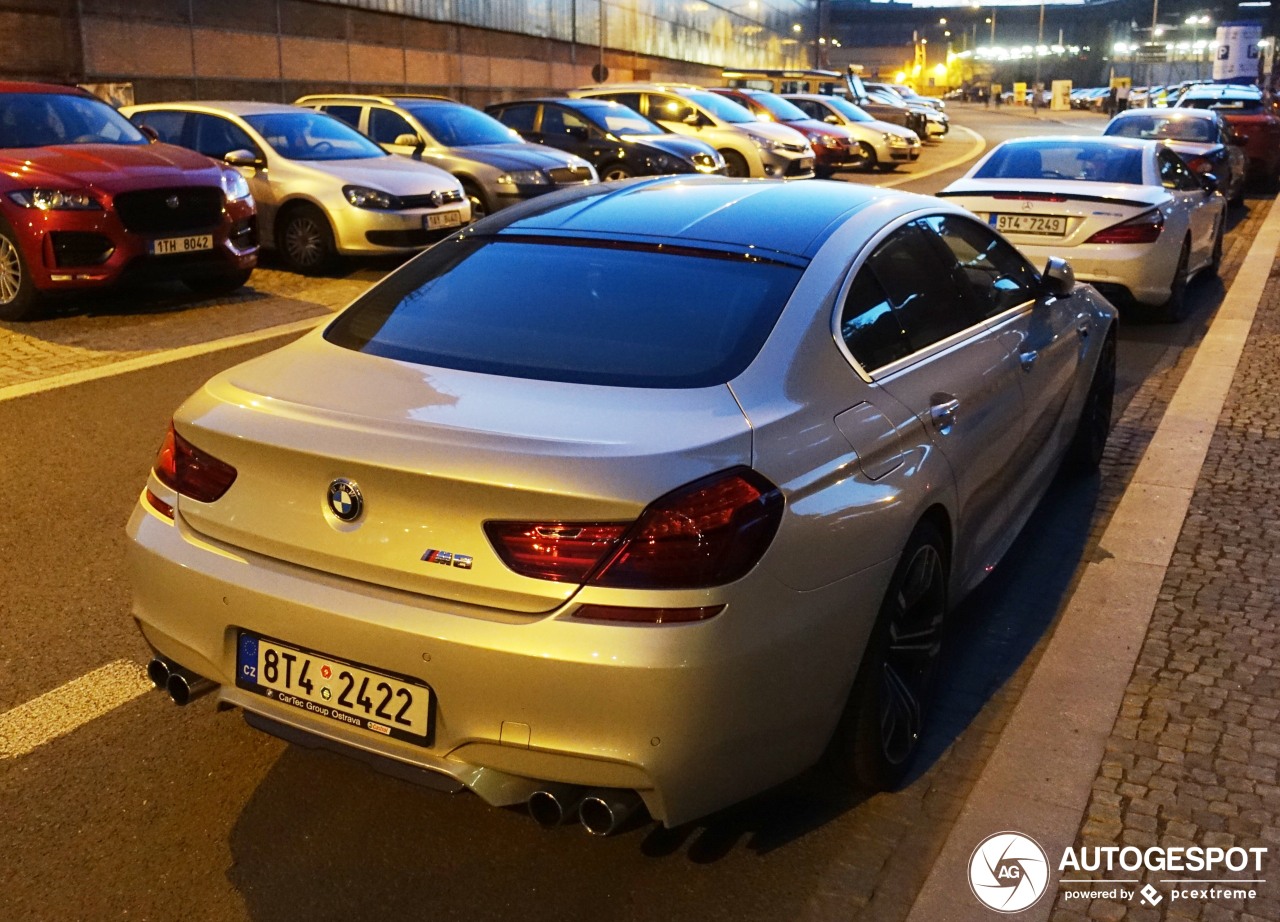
[327, 478, 363, 522]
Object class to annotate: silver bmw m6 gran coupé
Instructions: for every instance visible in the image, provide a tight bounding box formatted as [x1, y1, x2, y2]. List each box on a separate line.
[128, 176, 1117, 834]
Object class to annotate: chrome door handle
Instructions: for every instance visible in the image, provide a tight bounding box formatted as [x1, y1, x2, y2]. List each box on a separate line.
[930, 398, 960, 432]
[1019, 350, 1039, 372]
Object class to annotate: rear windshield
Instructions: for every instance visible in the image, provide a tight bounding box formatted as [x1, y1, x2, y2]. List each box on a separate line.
[1104, 114, 1216, 142]
[975, 141, 1145, 185]
[1182, 96, 1263, 112]
[325, 236, 803, 388]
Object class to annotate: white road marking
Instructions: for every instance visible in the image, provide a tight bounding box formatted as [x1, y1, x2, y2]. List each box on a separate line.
[0, 660, 153, 760]
[876, 125, 987, 188]
[0, 316, 323, 405]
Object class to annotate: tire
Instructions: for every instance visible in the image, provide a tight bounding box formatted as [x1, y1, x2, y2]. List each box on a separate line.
[600, 162, 635, 182]
[1206, 217, 1224, 279]
[462, 182, 490, 221]
[1067, 332, 1116, 474]
[1159, 238, 1191, 324]
[828, 519, 948, 792]
[721, 150, 750, 178]
[277, 204, 335, 275]
[182, 267, 253, 297]
[857, 142, 879, 172]
[876, 162, 899, 173]
[0, 224, 41, 321]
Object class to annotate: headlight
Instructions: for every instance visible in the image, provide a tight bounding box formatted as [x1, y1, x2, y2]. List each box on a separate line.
[818, 135, 841, 149]
[886, 134, 908, 147]
[750, 135, 780, 152]
[343, 185, 395, 209]
[220, 169, 251, 202]
[497, 170, 550, 186]
[7, 188, 101, 210]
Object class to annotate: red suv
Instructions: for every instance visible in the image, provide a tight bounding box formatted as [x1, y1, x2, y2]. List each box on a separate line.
[708, 88, 865, 177]
[0, 82, 258, 321]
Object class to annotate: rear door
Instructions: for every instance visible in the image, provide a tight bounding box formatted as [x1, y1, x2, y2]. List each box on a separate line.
[839, 218, 1027, 576]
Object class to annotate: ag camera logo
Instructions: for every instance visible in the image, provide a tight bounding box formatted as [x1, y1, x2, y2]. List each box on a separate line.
[969, 831, 1050, 913]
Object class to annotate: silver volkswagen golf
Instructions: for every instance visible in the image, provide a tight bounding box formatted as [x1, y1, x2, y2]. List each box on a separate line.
[128, 177, 1116, 833]
[123, 102, 470, 274]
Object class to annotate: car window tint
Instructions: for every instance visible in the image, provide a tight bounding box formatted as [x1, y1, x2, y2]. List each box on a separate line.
[190, 113, 257, 160]
[1158, 150, 1198, 190]
[542, 105, 591, 138]
[865, 222, 979, 352]
[131, 109, 186, 145]
[325, 237, 804, 388]
[494, 104, 537, 133]
[839, 268, 912, 371]
[977, 141, 1145, 184]
[322, 105, 362, 129]
[596, 92, 643, 115]
[650, 95, 698, 123]
[923, 215, 1039, 318]
[369, 108, 416, 145]
[788, 98, 822, 119]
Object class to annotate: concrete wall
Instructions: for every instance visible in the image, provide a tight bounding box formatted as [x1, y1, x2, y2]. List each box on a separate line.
[0, 0, 769, 107]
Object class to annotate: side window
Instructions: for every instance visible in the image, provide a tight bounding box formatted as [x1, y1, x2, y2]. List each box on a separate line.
[790, 99, 819, 119]
[369, 108, 416, 145]
[840, 268, 912, 371]
[867, 222, 981, 351]
[322, 105, 362, 129]
[495, 104, 537, 133]
[189, 113, 258, 160]
[649, 94, 696, 123]
[130, 109, 186, 145]
[606, 93, 644, 115]
[1159, 150, 1198, 190]
[542, 105, 592, 139]
[924, 214, 1039, 318]
[840, 222, 982, 371]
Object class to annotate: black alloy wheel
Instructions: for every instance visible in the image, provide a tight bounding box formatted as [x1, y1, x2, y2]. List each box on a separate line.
[830, 520, 948, 791]
[1068, 332, 1116, 474]
[1160, 239, 1191, 324]
[601, 163, 634, 182]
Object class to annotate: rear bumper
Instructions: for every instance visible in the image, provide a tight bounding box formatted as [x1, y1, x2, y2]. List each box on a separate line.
[127, 498, 890, 826]
[1014, 238, 1175, 306]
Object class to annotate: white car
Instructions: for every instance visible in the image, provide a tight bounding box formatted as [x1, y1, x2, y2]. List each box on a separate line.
[124, 102, 470, 274]
[940, 136, 1226, 322]
[570, 83, 815, 179]
[783, 93, 921, 172]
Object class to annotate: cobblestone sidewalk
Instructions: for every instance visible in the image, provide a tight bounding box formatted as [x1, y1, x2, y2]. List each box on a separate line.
[1051, 245, 1280, 919]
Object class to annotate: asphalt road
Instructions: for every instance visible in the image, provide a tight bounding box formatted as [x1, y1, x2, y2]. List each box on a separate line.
[0, 105, 1264, 922]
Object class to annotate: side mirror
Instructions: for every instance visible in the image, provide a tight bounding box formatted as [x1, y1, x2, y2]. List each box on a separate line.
[683, 111, 702, 126]
[224, 148, 263, 169]
[824, 114, 840, 125]
[394, 132, 424, 149]
[1041, 257, 1075, 298]
[1199, 172, 1220, 193]
[137, 123, 159, 142]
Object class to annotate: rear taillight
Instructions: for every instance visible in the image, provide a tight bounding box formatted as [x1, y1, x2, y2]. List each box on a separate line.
[485, 467, 783, 591]
[1086, 208, 1165, 244]
[1185, 155, 1212, 174]
[152, 420, 238, 504]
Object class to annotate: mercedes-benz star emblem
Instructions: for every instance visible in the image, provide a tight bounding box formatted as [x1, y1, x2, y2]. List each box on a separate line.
[165, 194, 180, 209]
[327, 478, 363, 522]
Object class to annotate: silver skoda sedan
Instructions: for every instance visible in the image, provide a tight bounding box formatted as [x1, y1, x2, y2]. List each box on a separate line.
[128, 177, 1117, 832]
[122, 102, 470, 274]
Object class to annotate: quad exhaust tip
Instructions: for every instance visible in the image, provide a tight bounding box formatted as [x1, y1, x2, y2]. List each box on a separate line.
[528, 783, 586, 828]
